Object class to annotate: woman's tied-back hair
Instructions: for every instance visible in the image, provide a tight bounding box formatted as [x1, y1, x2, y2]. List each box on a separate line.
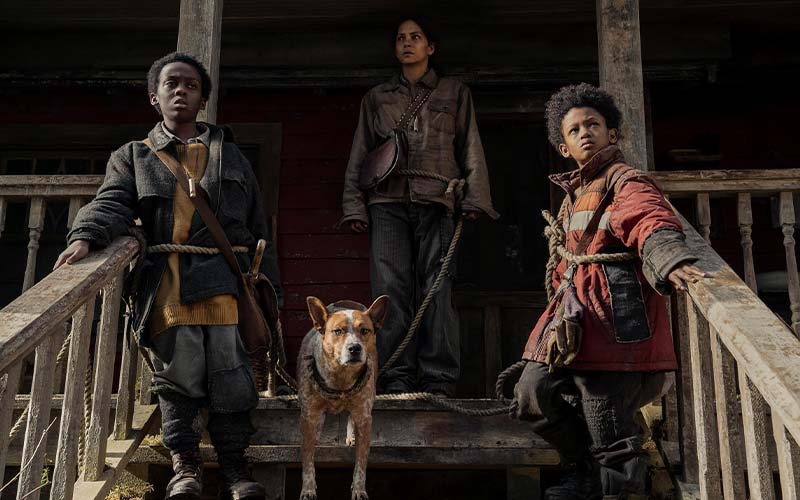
[147, 52, 213, 103]
[545, 83, 623, 147]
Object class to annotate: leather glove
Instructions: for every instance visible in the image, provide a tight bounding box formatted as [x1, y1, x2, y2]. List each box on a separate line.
[544, 299, 584, 371]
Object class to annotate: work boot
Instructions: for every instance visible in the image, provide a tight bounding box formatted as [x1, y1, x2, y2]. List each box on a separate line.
[217, 451, 266, 500]
[166, 448, 203, 499]
[545, 453, 602, 500]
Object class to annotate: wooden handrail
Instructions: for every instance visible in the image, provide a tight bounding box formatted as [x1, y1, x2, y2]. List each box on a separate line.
[0, 175, 103, 199]
[651, 168, 800, 196]
[0, 237, 138, 374]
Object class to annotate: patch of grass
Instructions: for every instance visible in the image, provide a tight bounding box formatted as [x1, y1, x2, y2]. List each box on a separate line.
[105, 483, 154, 500]
[140, 433, 163, 447]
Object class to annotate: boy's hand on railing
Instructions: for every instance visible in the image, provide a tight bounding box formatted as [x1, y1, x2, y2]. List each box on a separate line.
[53, 240, 90, 270]
[668, 263, 708, 292]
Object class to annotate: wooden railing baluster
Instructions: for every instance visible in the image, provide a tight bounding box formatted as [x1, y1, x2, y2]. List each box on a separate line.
[684, 294, 723, 499]
[737, 193, 757, 292]
[696, 193, 711, 244]
[16, 334, 59, 500]
[779, 192, 800, 335]
[0, 196, 7, 240]
[709, 328, 746, 498]
[0, 363, 22, 486]
[114, 325, 139, 440]
[673, 293, 698, 483]
[67, 197, 84, 231]
[83, 273, 124, 481]
[51, 296, 97, 499]
[738, 373, 776, 500]
[772, 415, 800, 500]
[22, 197, 46, 293]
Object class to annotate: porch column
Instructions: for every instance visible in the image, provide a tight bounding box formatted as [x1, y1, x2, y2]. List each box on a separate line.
[177, 0, 223, 124]
[596, 0, 649, 171]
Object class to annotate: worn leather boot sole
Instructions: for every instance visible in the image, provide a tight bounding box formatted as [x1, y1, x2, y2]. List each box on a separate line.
[166, 480, 202, 500]
[219, 482, 266, 500]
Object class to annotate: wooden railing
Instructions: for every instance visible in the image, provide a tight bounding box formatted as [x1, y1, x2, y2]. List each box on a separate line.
[0, 175, 104, 293]
[650, 169, 800, 499]
[652, 168, 800, 335]
[0, 236, 158, 500]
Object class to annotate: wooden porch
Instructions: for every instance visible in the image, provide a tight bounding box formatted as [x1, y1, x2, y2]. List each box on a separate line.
[2, 0, 800, 499]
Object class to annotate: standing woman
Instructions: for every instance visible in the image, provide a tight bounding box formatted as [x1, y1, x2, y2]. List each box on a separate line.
[340, 16, 498, 397]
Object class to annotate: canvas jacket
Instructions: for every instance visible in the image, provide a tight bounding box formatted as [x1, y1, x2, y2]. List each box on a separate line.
[523, 145, 696, 371]
[68, 122, 281, 347]
[341, 69, 499, 225]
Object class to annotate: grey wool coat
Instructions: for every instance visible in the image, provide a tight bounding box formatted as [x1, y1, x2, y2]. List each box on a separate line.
[68, 122, 281, 348]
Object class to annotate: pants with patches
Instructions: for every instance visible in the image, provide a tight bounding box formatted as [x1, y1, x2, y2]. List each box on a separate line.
[150, 324, 258, 453]
[369, 202, 460, 396]
[512, 361, 672, 496]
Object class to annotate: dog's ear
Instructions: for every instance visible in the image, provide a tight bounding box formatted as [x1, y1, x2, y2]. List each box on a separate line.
[306, 296, 328, 333]
[366, 295, 390, 330]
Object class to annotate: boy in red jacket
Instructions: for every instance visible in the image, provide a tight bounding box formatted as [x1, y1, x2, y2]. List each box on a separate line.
[512, 84, 706, 500]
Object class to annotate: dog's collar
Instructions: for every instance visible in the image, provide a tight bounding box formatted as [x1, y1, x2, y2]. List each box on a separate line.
[307, 355, 371, 400]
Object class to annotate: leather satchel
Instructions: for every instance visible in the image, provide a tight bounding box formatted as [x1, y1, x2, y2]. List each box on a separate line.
[142, 139, 280, 365]
[358, 87, 433, 190]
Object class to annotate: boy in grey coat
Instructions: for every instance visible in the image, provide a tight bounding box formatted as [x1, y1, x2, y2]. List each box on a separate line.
[55, 52, 279, 500]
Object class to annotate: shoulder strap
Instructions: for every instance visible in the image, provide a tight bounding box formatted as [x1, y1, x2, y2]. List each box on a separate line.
[397, 87, 433, 130]
[142, 138, 243, 277]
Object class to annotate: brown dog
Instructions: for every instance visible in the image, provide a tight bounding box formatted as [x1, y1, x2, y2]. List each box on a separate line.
[298, 296, 389, 500]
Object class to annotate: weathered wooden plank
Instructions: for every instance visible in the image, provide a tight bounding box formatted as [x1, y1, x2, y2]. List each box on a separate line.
[0, 196, 7, 240]
[651, 169, 800, 196]
[22, 197, 46, 293]
[484, 305, 502, 398]
[177, 0, 223, 124]
[709, 327, 746, 499]
[696, 193, 711, 244]
[738, 374, 775, 500]
[0, 237, 139, 374]
[779, 192, 800, 335]
[772, 414, 800, 500]
[684, 294, 723, 500]
[16, 334, 59, 500]
[67, 197, 85, 230]
[673, 294, 698, 483]
[132, 445, 560, 467]
[51, 297, 96, 500]
[83, 273, 124, 481]
[0, 363, 22, 486]
[137, 353, 156, 405]
[0, 175, 102, 199]
[596, 0, 648, 170]
[737, 193, 757, 293]
[72, 404, 159, 500]
[114, 326, 138, 440]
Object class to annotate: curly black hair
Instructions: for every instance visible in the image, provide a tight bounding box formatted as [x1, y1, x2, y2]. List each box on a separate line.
[545, 83, 622, 147]
[147, 52, 212, 102]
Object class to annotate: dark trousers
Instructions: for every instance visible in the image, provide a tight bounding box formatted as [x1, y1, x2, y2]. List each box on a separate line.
[369, 202, 460, 395]
[150, 325, 258, 455]
[513, 362, 671, 496]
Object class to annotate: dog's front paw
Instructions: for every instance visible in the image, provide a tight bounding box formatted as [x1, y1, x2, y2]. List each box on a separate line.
[351, 489, 369, 500]
[300, 490, 317, 500]
[346, 433, 356, 447]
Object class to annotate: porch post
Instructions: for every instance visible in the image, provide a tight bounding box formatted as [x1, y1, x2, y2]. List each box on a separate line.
[177, 0, 223, 124]
[596, 0, 649, 171]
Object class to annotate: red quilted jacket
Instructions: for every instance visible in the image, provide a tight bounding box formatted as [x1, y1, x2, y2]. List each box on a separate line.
[524, 146, 683, 371]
